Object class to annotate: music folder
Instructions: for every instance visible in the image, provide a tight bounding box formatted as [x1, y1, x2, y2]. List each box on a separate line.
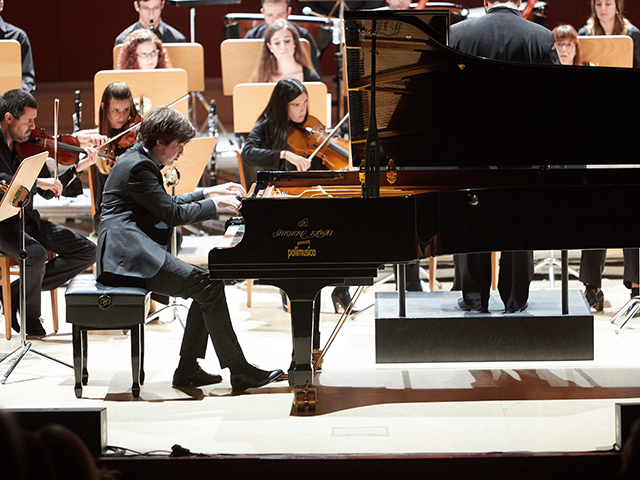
[0, 151, 48, 222]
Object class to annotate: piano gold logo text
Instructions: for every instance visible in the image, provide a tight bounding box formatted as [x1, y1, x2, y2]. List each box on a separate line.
[272, 229, 333, 239]
[288, 240, 316, 259]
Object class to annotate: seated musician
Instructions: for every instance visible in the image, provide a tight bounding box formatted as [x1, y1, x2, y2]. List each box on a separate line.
[117, 29, 172, 70]
[576, 1, 640, 310]
[0, 89, 97, 337]
[248, 19, 320, 83]
[0, 0, 35, 93]
[552, 24, 582, 66]
[78, 82, 140, 232]
[242, 76, 366, 311]
[114, 0, 185, 46]
[245, 0, 322, 75]
[449, 0, 558, 313]
[578, 0, 640, 68]
[97, 105, 284, 391]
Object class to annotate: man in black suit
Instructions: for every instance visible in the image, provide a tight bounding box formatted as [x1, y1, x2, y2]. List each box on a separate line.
[96, 106, 283, 392]
[449, 0, 559, 313]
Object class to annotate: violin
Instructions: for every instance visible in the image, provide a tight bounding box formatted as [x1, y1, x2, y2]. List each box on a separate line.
[287, 115, 350, 171]
[15, 127, 115, 165]
[114, 113, 143, 149]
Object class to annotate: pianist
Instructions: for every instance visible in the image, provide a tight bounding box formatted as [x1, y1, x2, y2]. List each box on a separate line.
[96, 106, 284, 392]
[449, 0, 558, 313]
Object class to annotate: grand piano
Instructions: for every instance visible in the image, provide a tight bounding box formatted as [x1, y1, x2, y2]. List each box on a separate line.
[210, 10, 640, 410]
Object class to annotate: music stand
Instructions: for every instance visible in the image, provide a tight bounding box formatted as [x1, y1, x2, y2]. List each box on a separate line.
[0, 152, 73, 384]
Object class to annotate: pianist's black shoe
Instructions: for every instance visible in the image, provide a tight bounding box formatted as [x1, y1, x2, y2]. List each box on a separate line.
[172, 364, 223, 388]
[231, 364, 284, 394]
[331, 287, 360, 314]
[585, 286, 604, 312]
[503, 303, 528, 314]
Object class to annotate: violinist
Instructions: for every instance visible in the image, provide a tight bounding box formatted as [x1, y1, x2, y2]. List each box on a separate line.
[248, 19, 320, 83]
[0, 89, 96, 337]
[241, 76, 313, 185]
[241, 77, 359, 312]
[82, 82, 140, 231]
[117, 29, 172, 70]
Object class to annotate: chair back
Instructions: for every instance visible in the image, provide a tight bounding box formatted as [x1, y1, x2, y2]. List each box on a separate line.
[579, 35, 634, 68]
[232, 81, 328, 133]
[113, 43, 205, 91]
[0, 40, 22, 93]
[93, 69, 189, 125]
[220, 38, 312, 96]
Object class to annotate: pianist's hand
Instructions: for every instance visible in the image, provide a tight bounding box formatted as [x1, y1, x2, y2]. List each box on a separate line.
[204, 182, 246, 198]
[212, 195, 242, 214]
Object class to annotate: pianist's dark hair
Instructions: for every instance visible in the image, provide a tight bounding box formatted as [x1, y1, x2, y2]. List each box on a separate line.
[584, 0, 631, 36]
[0, 89, 38, 121]
[137, 106, 195, 149]
[256, 76, 308, 150]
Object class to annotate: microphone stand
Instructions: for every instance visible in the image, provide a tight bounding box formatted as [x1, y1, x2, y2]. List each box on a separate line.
[1, 186, 72, 384]
[145, 167, 188, 327]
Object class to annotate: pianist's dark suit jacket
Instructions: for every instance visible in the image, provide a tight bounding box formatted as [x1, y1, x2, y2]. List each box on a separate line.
[449, 5, 559, 65]
[96, 143, 216, 281]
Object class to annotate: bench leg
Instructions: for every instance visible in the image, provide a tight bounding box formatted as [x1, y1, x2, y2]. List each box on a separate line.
[131, 325, 141, 398]
[140, 324, 145, 385]
[72, 325, 83, 398]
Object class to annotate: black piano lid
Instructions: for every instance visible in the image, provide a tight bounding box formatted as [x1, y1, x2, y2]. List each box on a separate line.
[344, 10, 640, 170]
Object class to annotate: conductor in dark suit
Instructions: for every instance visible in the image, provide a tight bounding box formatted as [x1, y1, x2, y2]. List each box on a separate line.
[449, 0, 559, 313]
[96, 106, 283, 392]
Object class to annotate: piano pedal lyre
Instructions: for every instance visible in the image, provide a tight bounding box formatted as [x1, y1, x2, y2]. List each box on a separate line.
[293, 381, 318, 412]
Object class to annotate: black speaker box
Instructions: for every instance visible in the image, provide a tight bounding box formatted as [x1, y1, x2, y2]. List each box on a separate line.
[8, 407, 107, 457]
[616, 402, 640, 449]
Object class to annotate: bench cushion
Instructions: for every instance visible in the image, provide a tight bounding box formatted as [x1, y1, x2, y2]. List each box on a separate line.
[66, 276, 150, 328]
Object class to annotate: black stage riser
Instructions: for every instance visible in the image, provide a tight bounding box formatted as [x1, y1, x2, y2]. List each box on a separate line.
[375, 291, 593, 363]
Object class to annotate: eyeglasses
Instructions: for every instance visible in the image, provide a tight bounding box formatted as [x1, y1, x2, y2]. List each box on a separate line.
[555, 43, 575, 51]
[139, 5, 163, 13]
[137, 49, 159, 59]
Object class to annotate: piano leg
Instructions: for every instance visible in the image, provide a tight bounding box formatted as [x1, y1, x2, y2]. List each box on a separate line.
[272, 279, 340, 412]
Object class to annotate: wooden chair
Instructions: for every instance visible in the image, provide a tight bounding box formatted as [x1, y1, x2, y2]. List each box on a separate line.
[232, 81, 328, 134]
[220, 38, 312, 96]
[93, 69, 189, 125]
[113, 43, 205, 92]
[579, 35, 634, 68]
[0, 40, 22, 93]
[1, 252, 60, 340]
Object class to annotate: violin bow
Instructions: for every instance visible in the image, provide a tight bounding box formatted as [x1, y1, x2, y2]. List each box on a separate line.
[53, 99, 60, 182]
[306, 113, 350, 163]
[100, 93, 190, 149]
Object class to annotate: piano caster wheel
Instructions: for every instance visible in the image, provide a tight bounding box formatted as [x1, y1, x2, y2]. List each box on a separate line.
[294, 384, 318, 412]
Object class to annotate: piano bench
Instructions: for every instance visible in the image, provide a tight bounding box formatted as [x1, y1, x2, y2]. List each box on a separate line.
[65, 276, 151, 399]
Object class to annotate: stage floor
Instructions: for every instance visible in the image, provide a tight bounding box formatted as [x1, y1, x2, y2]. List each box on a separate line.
[2, 254, 640, 458]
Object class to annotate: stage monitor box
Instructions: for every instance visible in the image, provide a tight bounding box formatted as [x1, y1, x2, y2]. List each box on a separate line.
[616, 402, 640, 449]
[9, 407, 107, 457]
